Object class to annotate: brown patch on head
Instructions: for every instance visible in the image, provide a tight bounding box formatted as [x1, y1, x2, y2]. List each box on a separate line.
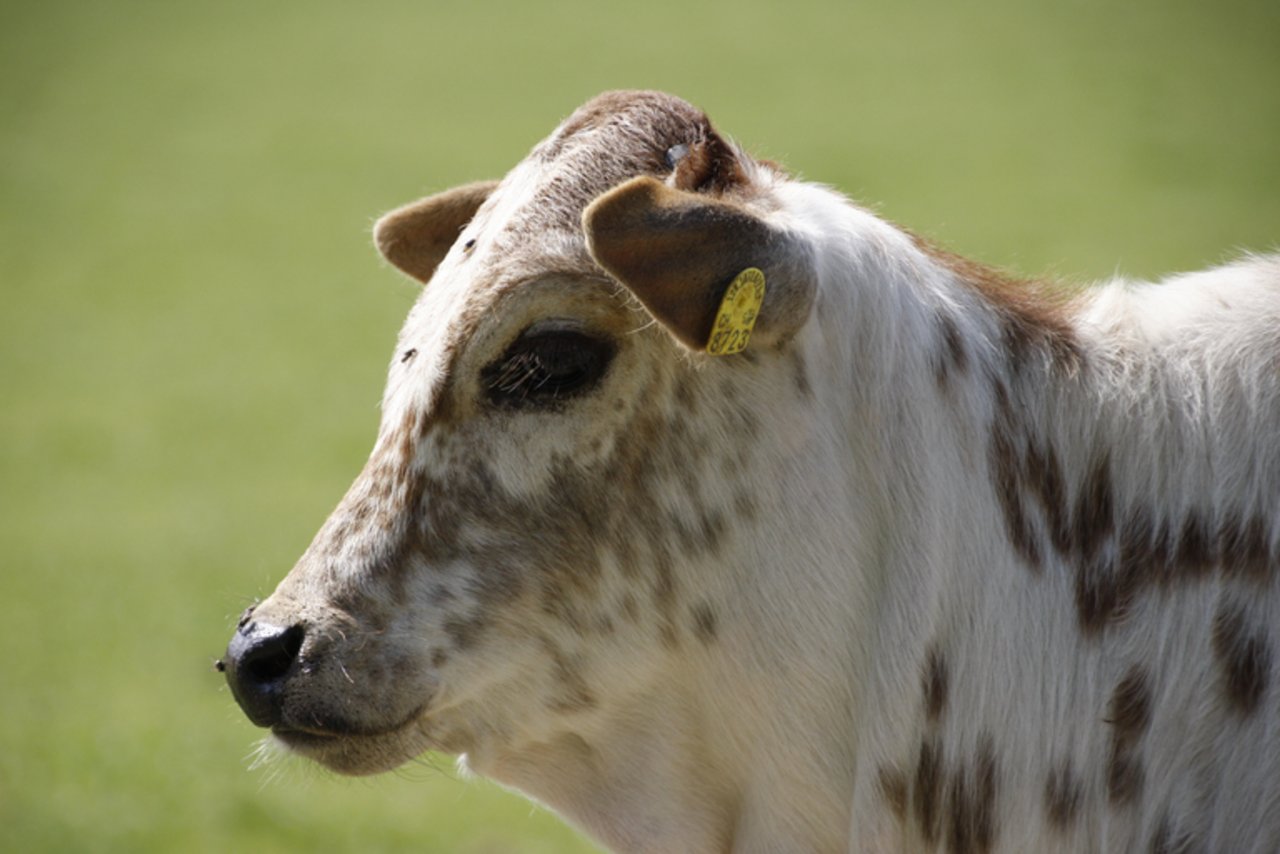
[1044, 759, 1082, 829]
[542, 91, 709, 166]
[689, 602, 718, 645]
[539, 636, 598, 714]
[923, 645, 949, 723]
[647, 543, 682, 649]
[668, 128, 746, 194]
[540, 583, 590, 635]
[521, 90, 734, 241]
[1211, 600, 1271, 716]
[444, 615, 487, 651]
[878, 765, 909, 821]
[672, 510, 728, 558]
[673, 371, 698, 412]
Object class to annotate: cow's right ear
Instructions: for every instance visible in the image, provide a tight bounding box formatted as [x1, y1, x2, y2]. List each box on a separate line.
[373, 180, 499, 283]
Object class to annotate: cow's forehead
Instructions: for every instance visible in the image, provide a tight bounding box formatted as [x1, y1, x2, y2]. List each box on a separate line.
[385, 92, 720, 418]
[483, 90, 717, 252]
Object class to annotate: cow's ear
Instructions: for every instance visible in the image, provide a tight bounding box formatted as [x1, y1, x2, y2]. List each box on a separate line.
[583, 176, 815, 352]
[374, 180, 499, 283]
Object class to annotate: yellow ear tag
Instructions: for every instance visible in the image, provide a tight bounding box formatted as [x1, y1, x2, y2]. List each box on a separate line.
[706, 268, 766, 356]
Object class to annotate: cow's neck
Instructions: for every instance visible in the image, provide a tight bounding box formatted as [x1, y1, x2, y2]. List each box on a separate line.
[472, 661, 855, 853]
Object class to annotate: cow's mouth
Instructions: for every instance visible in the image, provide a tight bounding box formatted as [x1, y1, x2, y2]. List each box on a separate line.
[263, 699, 438, 775]
[270, 726, 340, 748]
[269, 717, 432, 775]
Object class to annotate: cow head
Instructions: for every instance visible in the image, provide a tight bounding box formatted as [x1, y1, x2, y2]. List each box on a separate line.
[221, 91, 819, 783]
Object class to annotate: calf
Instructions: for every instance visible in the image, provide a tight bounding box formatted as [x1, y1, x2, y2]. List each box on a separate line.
[222, 90, 1280, 853]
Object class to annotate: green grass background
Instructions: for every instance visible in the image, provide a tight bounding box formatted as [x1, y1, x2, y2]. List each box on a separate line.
[1, 0, 1276, 851]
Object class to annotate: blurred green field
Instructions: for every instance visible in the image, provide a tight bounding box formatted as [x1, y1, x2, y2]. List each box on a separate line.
[1, 0, 1276, 851]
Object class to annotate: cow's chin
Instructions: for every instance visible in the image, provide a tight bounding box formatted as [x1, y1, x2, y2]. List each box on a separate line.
[271, 722, 433, 776]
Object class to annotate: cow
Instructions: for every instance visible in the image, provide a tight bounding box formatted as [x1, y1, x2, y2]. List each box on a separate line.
[221, 90, 1280, 853]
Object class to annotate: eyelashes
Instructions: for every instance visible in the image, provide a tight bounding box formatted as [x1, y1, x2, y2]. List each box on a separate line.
[481, 329, 615, 410]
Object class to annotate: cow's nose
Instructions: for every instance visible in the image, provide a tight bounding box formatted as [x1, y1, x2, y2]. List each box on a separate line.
[222, 615, 305, 728]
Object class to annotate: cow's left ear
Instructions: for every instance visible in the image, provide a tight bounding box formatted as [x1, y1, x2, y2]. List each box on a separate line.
[583, 176, 815, 352]
[374, 180, 499, 283]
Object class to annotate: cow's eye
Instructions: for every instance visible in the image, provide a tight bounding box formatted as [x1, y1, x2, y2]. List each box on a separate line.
[482, 329, 615, 409]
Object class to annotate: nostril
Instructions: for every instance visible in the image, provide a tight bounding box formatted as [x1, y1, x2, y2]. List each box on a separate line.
[224, 620, 306, 728]
[243, 624, 304, 684]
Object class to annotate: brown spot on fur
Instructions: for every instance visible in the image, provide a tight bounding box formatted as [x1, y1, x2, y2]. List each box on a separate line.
[934, 312, 969, 388]
[989, 416, 1042, 570]
[1117, 512, 1164, 596]
[946, 736, 998, 854]
[1106, 740, 1144, 806]
[879, 765, 909, 820]
[1044, 760, 1082, 829]
[1219, 514, 1273, 583]
[444, 616, 486, 651]
[669, 128, 746, 194]
[1072, 456, 1121, 634]
[672, 510, 728, 557]
[673, 372, 697, 412]
[1024, 442, 1071, 556]
[430, 649, 449, 669]
[1175, 511, 1215, 580]
[981, 374, 1260, 638]
[1072, 454, 1115, 562]
[541, 583, 588, 634]
[1105, 667, 1150, 807]
[540, 638, 598, 714]
[909, 233, 1081, 376]
[913, 737, 943, 843]
[1107, 666, 1152, 742]
[1211, 601, 1271, 715]
[690, 602, 718, 644]
[923, 646, 949, 723]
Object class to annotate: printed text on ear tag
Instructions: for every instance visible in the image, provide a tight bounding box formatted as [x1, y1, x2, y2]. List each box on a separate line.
[706, 268, 766, 356]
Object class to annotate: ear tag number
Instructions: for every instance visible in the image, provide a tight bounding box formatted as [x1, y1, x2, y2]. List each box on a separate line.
[706, 268, 766, 356]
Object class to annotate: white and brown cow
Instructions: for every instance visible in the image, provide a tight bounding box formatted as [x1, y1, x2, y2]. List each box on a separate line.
[221, 91, 1280, 853]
